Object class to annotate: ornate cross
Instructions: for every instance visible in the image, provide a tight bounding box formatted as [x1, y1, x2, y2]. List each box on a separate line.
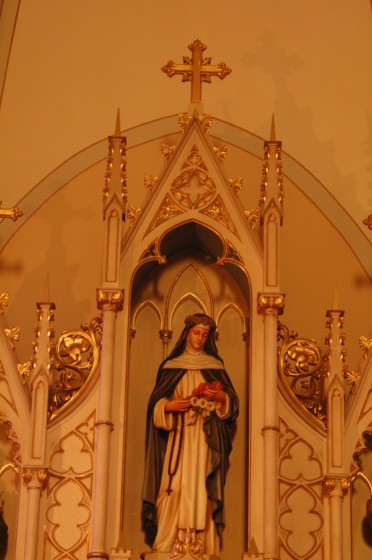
[162, 39, 231, 103]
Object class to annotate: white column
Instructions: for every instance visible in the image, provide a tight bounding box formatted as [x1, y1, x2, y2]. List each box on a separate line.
[263, 312, 279, 560]
[88, 291, 123, 560]
[324, 478, 349, 560]
[258, 294, 284, 560]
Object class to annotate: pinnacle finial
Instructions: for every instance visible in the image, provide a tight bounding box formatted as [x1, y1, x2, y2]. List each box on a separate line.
[332, 282, 339, 310]
[44, 272, 50, 302]
[270, 113, 276, 141]
[115, 109, 121, 136]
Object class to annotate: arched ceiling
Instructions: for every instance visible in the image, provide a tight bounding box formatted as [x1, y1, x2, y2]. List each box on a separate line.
[0, 0, 371, 277]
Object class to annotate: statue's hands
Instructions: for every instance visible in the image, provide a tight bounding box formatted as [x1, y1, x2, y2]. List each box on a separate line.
[165, 397, 191, 413]
[203, 388, 226, 406]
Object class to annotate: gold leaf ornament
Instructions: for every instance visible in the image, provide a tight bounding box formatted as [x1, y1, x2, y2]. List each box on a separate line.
[17, 361, 33, 384]
[5, 326, 20, 348]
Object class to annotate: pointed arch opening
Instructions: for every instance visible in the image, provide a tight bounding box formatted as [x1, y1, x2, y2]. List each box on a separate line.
[123, 220, 251, 560]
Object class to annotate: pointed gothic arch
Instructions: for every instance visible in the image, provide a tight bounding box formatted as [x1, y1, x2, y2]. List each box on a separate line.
[122, 217, 252, 559]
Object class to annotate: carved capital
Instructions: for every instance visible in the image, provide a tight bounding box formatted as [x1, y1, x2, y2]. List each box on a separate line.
[87, 553, 110, 560]
[96, 289, 124, 312]
[22, 466, 48, 488]
[159, 329, 172, 343]
[323, 476, 351, 496]
[257, 293, 285, 315]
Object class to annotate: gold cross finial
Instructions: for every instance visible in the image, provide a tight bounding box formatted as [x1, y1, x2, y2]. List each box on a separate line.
[162, 39, 231, 104]
[0, 201, 23, 221]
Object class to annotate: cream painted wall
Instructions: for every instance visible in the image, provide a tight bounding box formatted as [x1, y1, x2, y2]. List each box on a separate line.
[0, 0, 371, 249]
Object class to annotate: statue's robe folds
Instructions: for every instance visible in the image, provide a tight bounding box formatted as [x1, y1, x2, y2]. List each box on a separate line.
[142, 356, 239, 553]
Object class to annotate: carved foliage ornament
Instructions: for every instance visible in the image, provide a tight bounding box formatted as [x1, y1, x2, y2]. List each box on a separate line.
[103, 137, 127, 202]
[171, 529, 204, 560]
[200, 195, 239, 237]
[146, 195, 185, 234]
[179, 113, 193, 131]
[17, 361, 33, 385]
[362, 214, 372, 229]
[0, 418, 21, 466]
[257, 293, 285, 315]
[0, 293, 9, 314]
[198, 113, 213, 133]
[144, 174, 158, 195]
[22, 467, 48, 487]
[277, 322, 326, 427]
[360, 335, 372, 357]
[96, 289, 124, 311]
[344, 368, 361, 394]
[259, 141, 284, 211]
[5, 326, 20, 349]
[126, 204, 141, 227]
[162, 143, 176, 164]
[228, 176, 242, 196]
[244, 208, 259, 230]
[49, 316, 103, 420]
[212, 145, 227, 162]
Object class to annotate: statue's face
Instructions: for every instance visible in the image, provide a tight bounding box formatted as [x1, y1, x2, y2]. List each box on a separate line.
[187, 325, 210, 351]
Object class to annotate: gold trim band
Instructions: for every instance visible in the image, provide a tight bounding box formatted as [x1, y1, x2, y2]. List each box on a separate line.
[95, 421, 114, 430]
[262, 425, 280, 433]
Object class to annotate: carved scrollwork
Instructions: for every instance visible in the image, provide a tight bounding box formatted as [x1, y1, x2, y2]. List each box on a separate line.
[171, 529, 204, 560]
[278, 322, 326, 427]
[216, 239, 243, 266]
[49, 316, 103, 420]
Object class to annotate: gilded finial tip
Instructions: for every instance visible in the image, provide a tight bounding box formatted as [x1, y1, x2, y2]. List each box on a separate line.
[44, 272, 50, 302]
[115, 109, 121, 136]
[270, 113, 276, 141]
